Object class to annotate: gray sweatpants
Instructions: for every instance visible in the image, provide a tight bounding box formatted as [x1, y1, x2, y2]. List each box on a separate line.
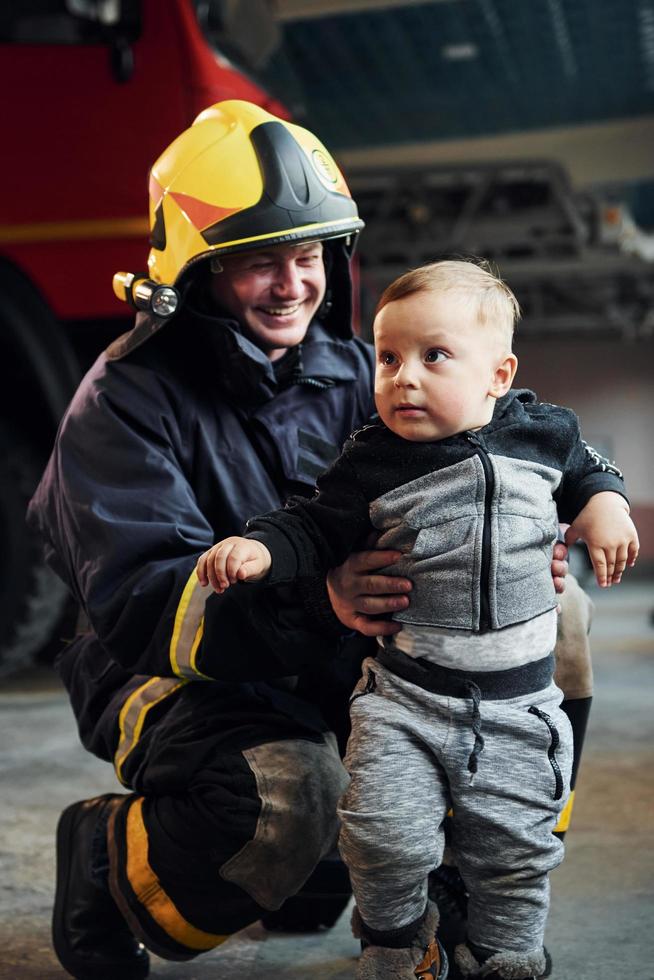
[338, 654, 573, 954]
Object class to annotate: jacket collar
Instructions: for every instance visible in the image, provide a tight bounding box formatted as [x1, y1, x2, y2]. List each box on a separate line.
[106, 306, 361, 403]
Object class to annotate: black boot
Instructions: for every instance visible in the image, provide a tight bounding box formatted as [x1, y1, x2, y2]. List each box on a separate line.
[262, 852, 352, 932]
[52, 795, 150, 980]
[428, 865, 468, 958]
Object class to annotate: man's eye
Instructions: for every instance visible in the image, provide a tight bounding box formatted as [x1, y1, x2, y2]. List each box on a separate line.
[248, 260, 273, 270]
[379, 352, 396, 365]
[425, 349, 447, 363]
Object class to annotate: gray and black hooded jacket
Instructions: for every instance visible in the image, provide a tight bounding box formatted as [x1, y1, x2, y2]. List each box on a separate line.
[249, 389, 626, 634]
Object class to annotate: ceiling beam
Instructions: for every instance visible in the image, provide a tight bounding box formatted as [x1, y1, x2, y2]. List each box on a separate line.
[274, 0, 456, 22]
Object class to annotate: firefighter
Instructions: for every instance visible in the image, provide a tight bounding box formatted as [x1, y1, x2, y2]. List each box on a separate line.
[27, 100, 579, 980]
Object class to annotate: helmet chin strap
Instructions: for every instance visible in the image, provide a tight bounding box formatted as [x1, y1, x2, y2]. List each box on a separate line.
[317, 290, 333, 319]
[317, 244, 334, 320]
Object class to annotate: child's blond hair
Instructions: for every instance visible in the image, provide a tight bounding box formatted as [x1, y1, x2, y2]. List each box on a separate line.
[376, 259, 520, 348]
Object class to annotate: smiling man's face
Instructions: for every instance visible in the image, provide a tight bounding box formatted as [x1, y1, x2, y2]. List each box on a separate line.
[210, 241, 326, 361]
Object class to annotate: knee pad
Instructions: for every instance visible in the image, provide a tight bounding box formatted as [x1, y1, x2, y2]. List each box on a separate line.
[219, 734, 349, 910]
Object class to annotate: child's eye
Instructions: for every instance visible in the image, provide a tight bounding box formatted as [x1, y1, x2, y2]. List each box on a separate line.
[425, 349, 447, 363]
[379, 351, 397, 366]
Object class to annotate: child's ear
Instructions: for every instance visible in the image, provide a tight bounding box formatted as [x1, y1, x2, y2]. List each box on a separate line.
[490, 353, 518, 398]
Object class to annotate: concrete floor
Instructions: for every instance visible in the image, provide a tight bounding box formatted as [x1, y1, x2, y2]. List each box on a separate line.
[1, 580, 652, 980]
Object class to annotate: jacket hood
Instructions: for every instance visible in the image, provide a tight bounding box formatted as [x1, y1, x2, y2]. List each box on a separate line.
[491, 388, 538, 423]
[106, 302, 364, 409]
[106, 237, 356, 362]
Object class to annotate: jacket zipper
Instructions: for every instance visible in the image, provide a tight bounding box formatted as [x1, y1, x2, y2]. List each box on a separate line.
[467, 432, 493, 631]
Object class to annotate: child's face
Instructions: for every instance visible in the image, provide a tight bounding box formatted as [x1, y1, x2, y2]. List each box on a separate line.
[373, 289, 515, 442]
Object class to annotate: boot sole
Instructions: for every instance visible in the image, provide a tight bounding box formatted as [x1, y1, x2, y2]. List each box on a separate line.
[52, 800, 150, 980]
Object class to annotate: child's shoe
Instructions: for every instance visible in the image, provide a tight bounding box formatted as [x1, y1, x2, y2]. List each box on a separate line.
[352, 901, 448, 979]
[454, 942, 551, 979]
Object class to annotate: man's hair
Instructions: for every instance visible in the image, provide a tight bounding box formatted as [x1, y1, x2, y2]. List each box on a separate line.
[375, 259, 521, 346]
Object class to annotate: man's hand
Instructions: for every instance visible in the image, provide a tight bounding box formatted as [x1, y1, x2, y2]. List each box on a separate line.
[551, 540, 569, 595]
[565, 492, 639, 587]
[328, 537, 570, 635]
[326, 548, 412, 636]
[197, 537, 272, 594]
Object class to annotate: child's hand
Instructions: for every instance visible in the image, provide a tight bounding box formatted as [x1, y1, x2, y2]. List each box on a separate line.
[196, 537, 272, 594]
[565, 492, 639, 587]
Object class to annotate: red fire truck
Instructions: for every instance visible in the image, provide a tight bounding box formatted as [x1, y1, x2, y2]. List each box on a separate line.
[0, 0, 288, 673]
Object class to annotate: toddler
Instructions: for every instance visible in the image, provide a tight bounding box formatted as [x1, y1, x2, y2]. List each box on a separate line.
[197, 260, 638, 980]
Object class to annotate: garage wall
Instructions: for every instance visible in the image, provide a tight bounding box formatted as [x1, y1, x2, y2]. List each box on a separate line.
[341, 117, 654, 190]
[514, 335, 654, 565]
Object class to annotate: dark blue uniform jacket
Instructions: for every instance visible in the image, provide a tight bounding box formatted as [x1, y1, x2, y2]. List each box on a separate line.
[27, 305, 375, 765]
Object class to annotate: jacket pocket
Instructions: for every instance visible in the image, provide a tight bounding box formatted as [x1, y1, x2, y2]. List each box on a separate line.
[349, 667, 377, 705]
[528, 705, 564, 800]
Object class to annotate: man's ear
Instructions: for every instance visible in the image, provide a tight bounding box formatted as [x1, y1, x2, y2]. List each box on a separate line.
[490, 353, 518, 398]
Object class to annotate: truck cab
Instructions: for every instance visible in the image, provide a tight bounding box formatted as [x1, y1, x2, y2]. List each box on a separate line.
[0, 0, 286, 673]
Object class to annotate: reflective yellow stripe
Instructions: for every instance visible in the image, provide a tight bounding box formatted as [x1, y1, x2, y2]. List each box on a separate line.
[209, 216, 361, 253]
[114, 677, 186, 784]
[554, 789, 575, 833]
[0, 216, 149, 245]
[125, 798, 228, 951]
[169, 570, 212, 680]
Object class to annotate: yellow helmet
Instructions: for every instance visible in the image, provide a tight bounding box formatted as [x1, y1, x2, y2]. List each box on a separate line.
[118, 100, 363, 291]
[110, 101, 364, 350]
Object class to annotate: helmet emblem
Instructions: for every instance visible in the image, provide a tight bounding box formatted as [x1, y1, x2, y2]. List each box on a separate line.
[312, 149, 339, 187]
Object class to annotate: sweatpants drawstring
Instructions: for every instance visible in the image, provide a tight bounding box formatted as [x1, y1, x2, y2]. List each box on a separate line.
[464, 680, 485, 775]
